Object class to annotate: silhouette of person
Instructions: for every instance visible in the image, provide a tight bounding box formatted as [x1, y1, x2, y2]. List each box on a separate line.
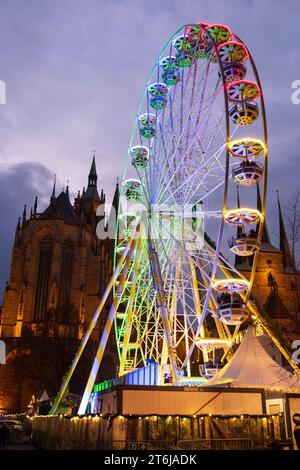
[0, 423, 9, 448]
[293, 413, 300, 450]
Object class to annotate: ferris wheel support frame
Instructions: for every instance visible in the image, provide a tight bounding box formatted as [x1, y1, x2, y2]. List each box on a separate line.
[49, 234, 136, 416]
[148, 236, 181, 383]
[119, 235, 142, 375]
[78, 234, 140, 415]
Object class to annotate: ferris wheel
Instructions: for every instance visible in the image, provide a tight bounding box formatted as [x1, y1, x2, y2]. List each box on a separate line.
[113, 22, 267, 384]
[50, 21, 274, 416]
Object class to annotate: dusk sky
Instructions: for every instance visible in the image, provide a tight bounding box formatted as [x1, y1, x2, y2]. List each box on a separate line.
[0, 0, 300, 296]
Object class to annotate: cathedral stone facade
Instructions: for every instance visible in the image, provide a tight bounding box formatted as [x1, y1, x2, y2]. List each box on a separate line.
[236, 189, 300, 343]
[0, 157, 119, 412]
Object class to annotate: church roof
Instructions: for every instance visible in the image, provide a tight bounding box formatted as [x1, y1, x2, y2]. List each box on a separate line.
[203, 327, 300, 391]
[40, 190, 80, 223]
[85, 184, 100, 200]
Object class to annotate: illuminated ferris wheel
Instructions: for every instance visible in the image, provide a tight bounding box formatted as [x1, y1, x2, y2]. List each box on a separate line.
[50, 21, 271, 416]
[113, 22, 267, 383]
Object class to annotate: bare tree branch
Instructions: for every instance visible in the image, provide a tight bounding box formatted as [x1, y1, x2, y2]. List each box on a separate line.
[285, 191, 300, 271]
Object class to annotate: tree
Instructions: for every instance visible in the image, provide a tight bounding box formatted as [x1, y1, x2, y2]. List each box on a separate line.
[285, 192, 300, 326]
[285, 191, 300, 271]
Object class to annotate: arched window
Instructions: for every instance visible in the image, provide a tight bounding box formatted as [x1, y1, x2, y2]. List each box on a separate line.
[59, 239, 74, 310]
[34, 237, 53, 321]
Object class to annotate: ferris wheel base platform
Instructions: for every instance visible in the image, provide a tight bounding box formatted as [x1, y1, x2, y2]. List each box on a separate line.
[89, 383, 283, 417]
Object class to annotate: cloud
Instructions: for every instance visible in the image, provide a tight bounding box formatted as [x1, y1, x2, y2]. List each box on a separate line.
[0, 162, 53, 298]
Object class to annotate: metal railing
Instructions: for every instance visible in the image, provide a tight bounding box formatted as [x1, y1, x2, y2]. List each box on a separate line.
[112, 440, 176, 450]
[113, 438, 255, 450]
[176, 438, 254, 450]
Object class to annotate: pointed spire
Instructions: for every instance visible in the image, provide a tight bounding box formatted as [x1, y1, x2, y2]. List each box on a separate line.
[88, 151, 97, 186]
[112, 178, 120, 213]
[22, 205, 27, 228]
[50, 174, 56, 204]
[256, 184, 274, 247]
[34, 196, 38, 215]
[106, 179, 120, 235]
[14, 217, 21, 245]
[85, 152, 100, 201]
[277, 190, 295, 272]
[66, 185, 69, 198]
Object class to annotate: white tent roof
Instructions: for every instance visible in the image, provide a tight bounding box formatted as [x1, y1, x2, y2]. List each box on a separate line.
[38, 390, 49, 402]
[204, 327, 300, 391]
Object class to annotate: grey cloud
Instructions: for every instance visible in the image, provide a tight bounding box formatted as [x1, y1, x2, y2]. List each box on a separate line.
[0, 162, 53, 299]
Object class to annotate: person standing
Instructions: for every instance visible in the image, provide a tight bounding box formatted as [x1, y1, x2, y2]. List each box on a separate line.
[293, 413, 300, 450]
[0, 423, 9, 449]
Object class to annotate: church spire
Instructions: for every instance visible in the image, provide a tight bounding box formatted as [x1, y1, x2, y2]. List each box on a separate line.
[277, 190, 295, 272]
[256, 184, 277, 250]
[34, 196, 38, 215]
[107, 179, 120, 236]
[14, 217, 21, 245]
[112, 178, 120, 214]
[50, 175, 56, 204]
[22, 205, 27, 228]
[88, 150, 97, 187]
[85, 152, 100, 201]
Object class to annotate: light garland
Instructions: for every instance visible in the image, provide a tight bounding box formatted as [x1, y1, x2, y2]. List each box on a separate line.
[32, 412, 283, 421]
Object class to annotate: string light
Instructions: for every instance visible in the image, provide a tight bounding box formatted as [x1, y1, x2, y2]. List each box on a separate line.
[29, 412, 284, 421]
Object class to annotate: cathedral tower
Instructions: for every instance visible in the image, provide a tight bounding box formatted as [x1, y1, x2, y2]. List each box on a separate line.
[0, 156, 117, 412]
[236, 186, 300, 341]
